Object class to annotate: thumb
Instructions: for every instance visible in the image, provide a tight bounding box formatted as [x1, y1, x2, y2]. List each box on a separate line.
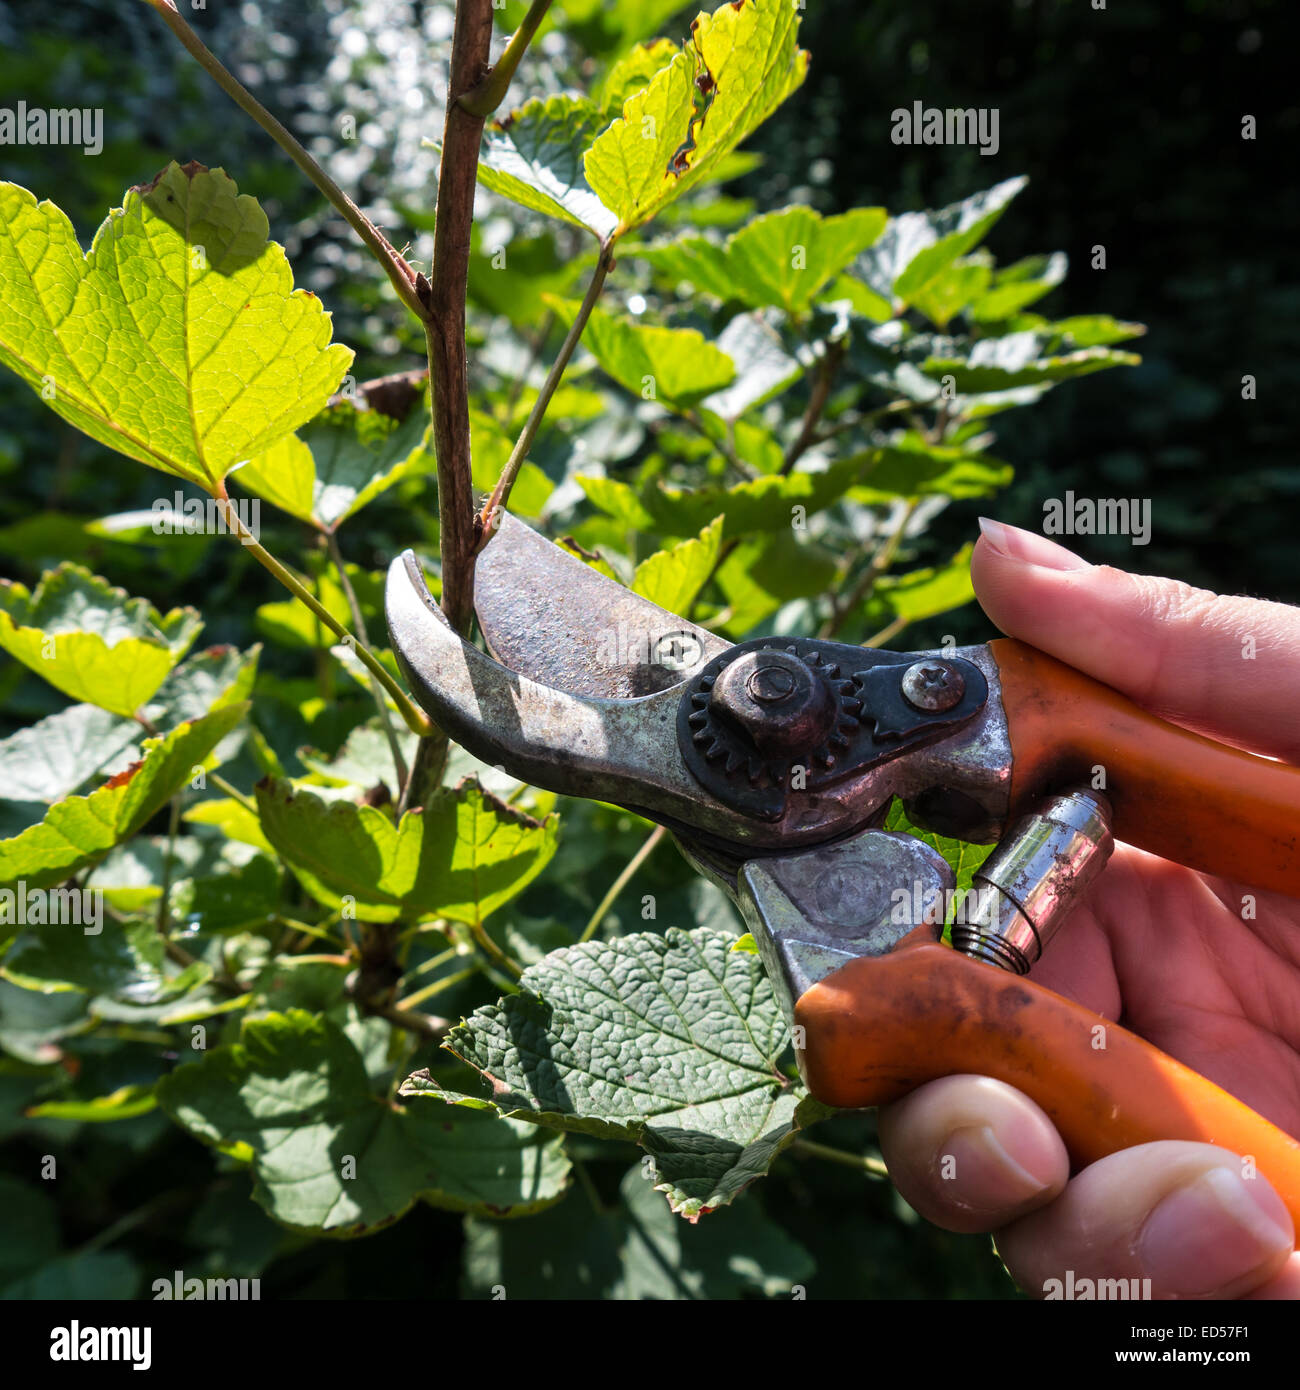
[971, 519, 1300, 762]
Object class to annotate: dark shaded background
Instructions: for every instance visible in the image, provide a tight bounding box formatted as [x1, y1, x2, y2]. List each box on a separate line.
[0, 0, 1295, 1301]
[758, 0, 1298, 601]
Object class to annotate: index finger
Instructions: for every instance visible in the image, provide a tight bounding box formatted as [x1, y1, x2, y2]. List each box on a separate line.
[972, 519, 1300, 762]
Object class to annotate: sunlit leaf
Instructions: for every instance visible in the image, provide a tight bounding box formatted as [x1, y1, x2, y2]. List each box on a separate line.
[0, 162, 352, 491]
[0, 564, 201, 717]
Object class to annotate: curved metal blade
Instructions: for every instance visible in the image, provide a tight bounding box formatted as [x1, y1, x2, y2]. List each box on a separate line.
[474, 513, 730, 698]
[386, 551, 743, 838]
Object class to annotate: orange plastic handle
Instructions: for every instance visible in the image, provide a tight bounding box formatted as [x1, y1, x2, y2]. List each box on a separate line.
[796, 940, 1300, 1225]
[991, 638, 1300, 895]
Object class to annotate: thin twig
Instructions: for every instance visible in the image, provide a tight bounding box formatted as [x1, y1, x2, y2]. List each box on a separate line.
[397, 732, 449, 815]
[164, 938, 247, 997]
[155, 795, 182, 935]
[470, 920, 522, 978]
[213, 486, 431, 736]
[580, 825, 665, 943]
[209, 773, 257, 814]
[139, 0, 427, 323]
[862, 613, 910, 649]
[504, 309, 557, 419]
[792, 1138, 890, 1179]
[397, 965, 479, 1011]
[818, 498, 920, 641]
[370, 1003, 451, 1040]
[326, 531, 409, 788]
[782, 338, 846, 474]
[682, 409, 753, 479]
[458, 0, 554, 117]
[478, 244, 615, 541]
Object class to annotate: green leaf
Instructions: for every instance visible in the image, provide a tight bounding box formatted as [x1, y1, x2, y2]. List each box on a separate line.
[472, 94, 619, 241]
[585, 0, 808, 237]
[82, 834, 223, 913]
[156, 1009, 570, 1236]
[637, 205, 886, 315]
[183, 797, 272, 855]
[922, 331, 1141, 391]
[169, 853, 281, 934]
[907, 256, 992, 329]
[502, 0, 686, 59]
[469, 409, 553, 518]
[147, 642, 260, 725]
[1045, 314, 1146, 348]
[235, 397, 428, 532]
[254, 561, 382, 650]
[2, 917, 210, 999]
[467, 232, 582, 328]
[851, 176, 1027, 313]
[871, 544, 977, 625]
[883, 798, 993, 907]
[299, 718, 418, 801]
[406, 926, 832, 1217]
[632, 514, 723, 613]
[26, 1083, 158, 1122]
[255, 777, 557, 924]
[969, 252, 1067, 323]
[464, 1163, 813, 1299]
[0, 1176, 58, 1283]
[579, 450, 874, 539]
[555, 299, 735, 408]
[714, 530, 837, 634]
[824, 272, 892, 322]
[596, 38, 680, 110]
[0, 702, 248, 901]
[0, 704, 139, 830]
[850, 442, 1012, 501]
[698, 312, 803, 420]
[0, 162, 353, 491]
[2, 1251, 140, 1301]
[0, 978, 92, 1063]
[0, 563, 201, 716]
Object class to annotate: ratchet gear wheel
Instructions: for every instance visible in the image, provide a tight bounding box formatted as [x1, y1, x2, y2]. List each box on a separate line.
[683, 640, 862, 790]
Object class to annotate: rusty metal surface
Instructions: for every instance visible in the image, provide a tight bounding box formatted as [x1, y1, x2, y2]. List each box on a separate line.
[738, 829, 952, 1020]
[475, 513, 729, 698]
[387, 547, 1016, 854]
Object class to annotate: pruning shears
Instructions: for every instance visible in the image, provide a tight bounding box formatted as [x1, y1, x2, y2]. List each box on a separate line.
[385, 515, 1300, 1221]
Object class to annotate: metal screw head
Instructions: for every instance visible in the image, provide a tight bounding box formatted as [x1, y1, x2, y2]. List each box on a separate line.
[710, 649, 836, 757]
[746, 665, 797, 703]
[900, 659, 965, 712]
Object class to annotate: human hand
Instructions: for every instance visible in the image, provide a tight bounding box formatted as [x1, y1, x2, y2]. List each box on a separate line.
[877, 518, 1300, 1299]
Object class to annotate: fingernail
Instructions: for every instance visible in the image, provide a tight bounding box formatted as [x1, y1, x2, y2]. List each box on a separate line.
[1140, 1168, 1294, 1296]
[936, 1124, 1054, 1212]
[977, 517, 1092, 571]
